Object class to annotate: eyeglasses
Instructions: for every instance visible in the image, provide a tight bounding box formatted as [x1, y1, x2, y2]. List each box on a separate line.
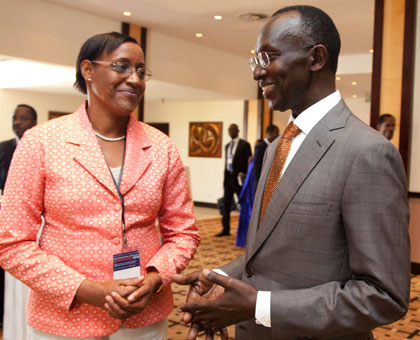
[91, 60, 152, 81]
[248, 46, 314, 72]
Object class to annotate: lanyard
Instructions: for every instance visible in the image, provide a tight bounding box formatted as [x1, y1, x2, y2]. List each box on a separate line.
[108, 145, 127, 247]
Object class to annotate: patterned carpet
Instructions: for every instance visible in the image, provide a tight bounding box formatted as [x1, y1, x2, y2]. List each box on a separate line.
[168, 216, 420, 340]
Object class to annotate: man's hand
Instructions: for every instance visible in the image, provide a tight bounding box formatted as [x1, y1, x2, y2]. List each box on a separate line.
[172, 270, 227, 340]
[178, 269, 257, 330]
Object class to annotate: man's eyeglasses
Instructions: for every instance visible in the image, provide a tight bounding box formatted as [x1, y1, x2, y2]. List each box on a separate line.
[248, 46, 314, 72]
[91, 60, 152, 81]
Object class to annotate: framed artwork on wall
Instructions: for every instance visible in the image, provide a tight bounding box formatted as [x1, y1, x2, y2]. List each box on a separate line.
[189, 122, 222, 158]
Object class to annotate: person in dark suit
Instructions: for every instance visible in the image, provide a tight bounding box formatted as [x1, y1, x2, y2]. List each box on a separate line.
[253, 124, 279, 193]
[173, 5, 410, 340]
[0, 103, 37, 328]
[0, 104, 37, 194]
[216, 124, 251, 237]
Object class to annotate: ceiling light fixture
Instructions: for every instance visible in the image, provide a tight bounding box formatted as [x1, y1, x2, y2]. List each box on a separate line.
[123, 11, 132, 17]
[336, 76, 341, 80]
[352, 95, 357, 98]
[370, 49, 374, 53]
[352, 81, 357, 86]
[250, 50, 256, 54]
[214, 15, 223, 20]
[237, 12, 269, 22]
[195, 33, 203, 38]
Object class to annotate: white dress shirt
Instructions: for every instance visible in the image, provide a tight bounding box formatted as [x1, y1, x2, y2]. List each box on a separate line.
[226, 136, 240, 171]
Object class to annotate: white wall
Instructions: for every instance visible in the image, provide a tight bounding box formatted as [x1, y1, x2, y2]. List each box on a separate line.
[0, 0, 256, 100]
[0, 89, 84, 140]
[144, 100, 245, 203]
[148, 31, 255, 99]
[0, 0, 121, 67]
[345, 97, 371, 125]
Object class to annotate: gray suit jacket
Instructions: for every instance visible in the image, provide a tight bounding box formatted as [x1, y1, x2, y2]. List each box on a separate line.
[221, 100, 410, 340]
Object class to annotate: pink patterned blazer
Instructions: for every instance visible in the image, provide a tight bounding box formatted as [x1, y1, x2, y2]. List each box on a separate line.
[0, 103, 200, 338]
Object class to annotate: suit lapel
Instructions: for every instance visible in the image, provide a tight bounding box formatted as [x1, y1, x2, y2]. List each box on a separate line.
[246, 100, 350, 262]
[119, 119, 152, 195]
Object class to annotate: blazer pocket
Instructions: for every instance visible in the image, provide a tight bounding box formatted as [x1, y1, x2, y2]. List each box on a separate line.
[286, 201, 331, 216]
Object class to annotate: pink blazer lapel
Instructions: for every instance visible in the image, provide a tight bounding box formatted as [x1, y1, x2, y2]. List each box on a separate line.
[67, 104, 119, 196]
[119, 117, 152, 195]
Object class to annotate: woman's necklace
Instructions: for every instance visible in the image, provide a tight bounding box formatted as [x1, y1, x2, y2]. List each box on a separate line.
[94, 130, 126, 142]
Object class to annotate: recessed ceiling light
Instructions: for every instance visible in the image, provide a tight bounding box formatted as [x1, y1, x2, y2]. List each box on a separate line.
[352, 95, 357, 98]
[195, 33, 203, 38]
[214, 15, 223, 20]
[336, 76, 341, 80]
[370, 49, 374, 53]
[123, 11, 132, 17]
[250, 50, 256, 54]
[352, 81, 357, 86]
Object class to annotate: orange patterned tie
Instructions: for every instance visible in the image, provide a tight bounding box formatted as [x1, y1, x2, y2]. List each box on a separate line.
[259, 122, 301, 224]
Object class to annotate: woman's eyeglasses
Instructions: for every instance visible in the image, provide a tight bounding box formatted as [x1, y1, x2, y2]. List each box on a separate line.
[91, 60, 152, 81]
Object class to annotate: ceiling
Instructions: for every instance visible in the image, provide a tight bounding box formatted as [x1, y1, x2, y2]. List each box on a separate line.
[6, 0, 375, 101]
[45, 0, 375, 57]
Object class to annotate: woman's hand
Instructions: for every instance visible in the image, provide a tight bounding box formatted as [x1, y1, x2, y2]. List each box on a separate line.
[104, 271, 162, 319]
[75, 277, 143, 318]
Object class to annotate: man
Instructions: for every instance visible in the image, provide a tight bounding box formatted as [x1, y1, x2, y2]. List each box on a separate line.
[0, 104, 37, 192]
[216, 124, 252, 237]
[0, 104, 37, 328]
[377, 113, 396, 140]
[253, 124, 279, 192]
[173, 5, 410, 340]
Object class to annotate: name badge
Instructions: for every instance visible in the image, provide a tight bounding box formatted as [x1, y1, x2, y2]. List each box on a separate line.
[113, 250, 141, 279]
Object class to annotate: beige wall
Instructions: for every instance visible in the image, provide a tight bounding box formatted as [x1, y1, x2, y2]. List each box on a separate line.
[0, 89, 84, 140]
[0, 0, 120, 67]
[409, 0, 420, 193]
[144, 100, 246, 203]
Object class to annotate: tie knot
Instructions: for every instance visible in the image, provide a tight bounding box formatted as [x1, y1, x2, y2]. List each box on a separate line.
[282, 122, 301, 140]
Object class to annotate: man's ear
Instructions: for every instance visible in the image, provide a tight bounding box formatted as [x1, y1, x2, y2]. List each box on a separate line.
[80, 59, 94, 82]
[310, 45, 328, 72]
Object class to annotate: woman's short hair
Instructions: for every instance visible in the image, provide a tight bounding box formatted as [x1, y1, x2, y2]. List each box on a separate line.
[74, 32, 138, 94]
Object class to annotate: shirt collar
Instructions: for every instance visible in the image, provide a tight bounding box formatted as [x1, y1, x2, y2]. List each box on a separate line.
[289, 90, 341, 135]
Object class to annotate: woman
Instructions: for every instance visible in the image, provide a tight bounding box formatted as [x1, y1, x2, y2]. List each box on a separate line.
[0, 32, 200, 339]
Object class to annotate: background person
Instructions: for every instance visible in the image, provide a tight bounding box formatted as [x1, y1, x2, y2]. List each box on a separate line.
[377, 113, 396, 140]
[0, 104, 37, 193]
[174, 5, 410, 340]
[0, 104, 37, 333]
[0, 32, 199, 340]
[252, 124, 279, 193]
[217, 124, 251, 237]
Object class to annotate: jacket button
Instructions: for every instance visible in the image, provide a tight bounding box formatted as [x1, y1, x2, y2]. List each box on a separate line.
[245, 266, 254, 277]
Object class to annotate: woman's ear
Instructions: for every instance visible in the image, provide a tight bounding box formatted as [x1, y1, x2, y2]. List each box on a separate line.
[310, 45, 328, 72]
[80, 59, 94, 82]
